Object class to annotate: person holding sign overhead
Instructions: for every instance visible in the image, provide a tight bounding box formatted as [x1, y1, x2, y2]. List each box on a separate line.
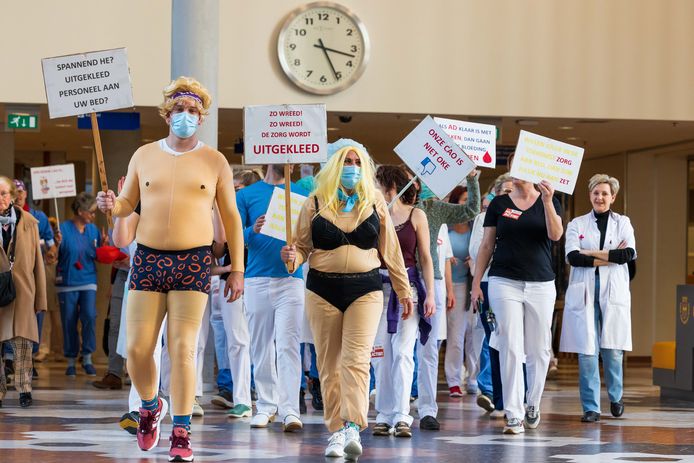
[411, 169, 480, 431]
[281, 139, 411, 460]
[96, 77, 244, 463]
[235, 164, 308, 432]
[561, 174, 635, 422]
[471, 171, 563, 434]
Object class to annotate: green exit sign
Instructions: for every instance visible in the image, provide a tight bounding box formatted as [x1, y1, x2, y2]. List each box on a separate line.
[7, 114, 38, 130]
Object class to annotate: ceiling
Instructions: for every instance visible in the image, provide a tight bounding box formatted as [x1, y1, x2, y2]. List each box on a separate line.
[4, 103, 694, 169]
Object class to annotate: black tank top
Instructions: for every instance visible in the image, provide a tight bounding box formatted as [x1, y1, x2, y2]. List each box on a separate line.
[311, 196, 380, 251]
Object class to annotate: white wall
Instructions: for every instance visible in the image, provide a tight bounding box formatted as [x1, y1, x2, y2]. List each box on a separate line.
[3, 0, 694, 120]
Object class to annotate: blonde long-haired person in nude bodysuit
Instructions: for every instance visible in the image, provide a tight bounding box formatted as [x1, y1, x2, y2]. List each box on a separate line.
[97, 76, 244, 462]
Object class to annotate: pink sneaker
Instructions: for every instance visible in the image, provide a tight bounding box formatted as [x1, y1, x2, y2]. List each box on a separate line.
[137, 397, 168, 451]
[169, 426, 194, 462]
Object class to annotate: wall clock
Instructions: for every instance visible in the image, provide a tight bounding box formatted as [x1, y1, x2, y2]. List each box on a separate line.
[277, 2, 370, 95]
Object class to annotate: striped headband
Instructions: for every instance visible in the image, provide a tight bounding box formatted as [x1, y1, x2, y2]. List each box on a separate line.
[171, 91, 203, 104]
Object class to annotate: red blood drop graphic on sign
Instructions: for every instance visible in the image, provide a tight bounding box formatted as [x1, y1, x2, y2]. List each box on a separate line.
[482, 151, 492, 164]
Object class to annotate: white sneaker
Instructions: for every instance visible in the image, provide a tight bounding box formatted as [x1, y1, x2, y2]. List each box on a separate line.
[489, 409, 505, 420]
[525, 406, 541, 429]
[250, 412, 275, 428]
[324, 430, 345, 457]
[343, 426, 362, 461]
[503, 417, 525, 434]
[192, 398, 204, 417]
[282, 414, 303, 432]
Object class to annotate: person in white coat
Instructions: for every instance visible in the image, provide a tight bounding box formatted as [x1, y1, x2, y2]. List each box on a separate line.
[560, 174, 635, 423]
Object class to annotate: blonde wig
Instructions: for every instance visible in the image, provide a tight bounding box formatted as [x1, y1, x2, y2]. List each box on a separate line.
[313, 143, 377, 219]
[158, 76, 212, 119]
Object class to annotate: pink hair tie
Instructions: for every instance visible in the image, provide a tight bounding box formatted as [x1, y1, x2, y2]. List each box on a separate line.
[171, 91, 203, 104]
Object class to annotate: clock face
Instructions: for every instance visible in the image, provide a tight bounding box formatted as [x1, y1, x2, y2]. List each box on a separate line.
[277, 2, 370, 95]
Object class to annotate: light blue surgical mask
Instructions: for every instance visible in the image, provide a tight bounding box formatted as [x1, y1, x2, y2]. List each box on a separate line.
[170, 112, 199, 139]
[341, 166, 361, 190]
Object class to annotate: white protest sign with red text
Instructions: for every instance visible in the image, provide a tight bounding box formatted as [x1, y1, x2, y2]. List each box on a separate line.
[433, 117, 496, 168]
[30, 164, 77, 200]
[510, 130, 584, 195]
[244, 104, 327, 165]
[394, 116, 476, 199]
[42, 48, 133, 119]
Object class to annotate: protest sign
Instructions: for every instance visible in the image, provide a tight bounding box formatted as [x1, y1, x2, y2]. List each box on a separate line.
[30, 164, 76, 200]
[394, 116, 476, 200]
[243, 104, 327, 165]
[30, 164, 77, 226]
[434, 117, 496, 168]
[259, 187, 308, 243]
[511, 130, 584, 194]
[42, 48, 133, 119]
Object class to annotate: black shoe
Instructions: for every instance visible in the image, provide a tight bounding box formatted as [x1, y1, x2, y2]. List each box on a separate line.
[119, 411, 140, 435]
[19, 392, 32, 408]
[32, 367, 39, 380]
[610, 400, 624, 417]
[299, 388, 307, 414]
[310, 377, 324, 411]
[420, 415, 440, 431]
[581, 411, 600, 422]
[372, 422, 391, 436]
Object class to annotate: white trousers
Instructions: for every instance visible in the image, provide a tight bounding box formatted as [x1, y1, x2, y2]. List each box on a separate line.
[445, 281, 485, 389]
[213, 277, 252, 406]
[128, 319, 166, 412]
[488, 277, 556, 421]
[372, 278, 420, 426]
[245, 277, 304, 418]
[416, 278, 446, 418]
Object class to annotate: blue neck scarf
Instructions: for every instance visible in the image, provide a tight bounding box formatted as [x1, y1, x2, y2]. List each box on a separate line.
[337, 188, 359, 212]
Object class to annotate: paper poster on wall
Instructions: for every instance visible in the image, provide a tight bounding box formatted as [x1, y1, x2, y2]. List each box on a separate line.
[510, 130, 584, 195]
[433, 117, 497, 168]
[394, 116, 476, 199]
[30, 164, 76, 200]
[259, 187, 308, 242]
[42, 48, 134, 119]
[244, 104, 327, 165]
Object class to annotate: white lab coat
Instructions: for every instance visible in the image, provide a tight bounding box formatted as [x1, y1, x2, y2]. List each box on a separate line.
[560, 210, 635, 355]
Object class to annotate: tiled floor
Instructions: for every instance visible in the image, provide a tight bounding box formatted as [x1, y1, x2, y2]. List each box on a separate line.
[1, 361, 693, 462]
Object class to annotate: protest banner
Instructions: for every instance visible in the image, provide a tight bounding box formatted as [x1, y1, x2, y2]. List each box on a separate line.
[393, 116, 476, 203]
[259, 187, 309, 243]
[244, 104, 327, 248]
[30, 163, 77, 226]
[510, 130, 584, 194]
[42, 47, 134, 226]
[433, 117, 496, 168]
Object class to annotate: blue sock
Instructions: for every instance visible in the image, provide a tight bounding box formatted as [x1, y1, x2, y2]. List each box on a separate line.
[83, 354, 92, 365]
[173, 415, 191, 430]
[141, 396, 159, 411]
[67, 358, 76, 367]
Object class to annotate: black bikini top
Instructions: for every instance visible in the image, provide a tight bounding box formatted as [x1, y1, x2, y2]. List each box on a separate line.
[311, 196, 380, 251]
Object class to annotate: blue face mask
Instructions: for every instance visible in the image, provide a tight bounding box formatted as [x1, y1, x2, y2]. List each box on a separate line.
[341, 166, 361, 190]
[170, 112, 199, 139]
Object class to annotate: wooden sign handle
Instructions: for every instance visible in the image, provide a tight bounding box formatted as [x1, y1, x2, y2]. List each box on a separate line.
[284, 163, 296, 273]
[90, 113, 113, 228]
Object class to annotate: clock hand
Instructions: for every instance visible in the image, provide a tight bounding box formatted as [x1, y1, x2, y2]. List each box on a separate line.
[317, 38, 340, 81]
[313, 43, 355, 58]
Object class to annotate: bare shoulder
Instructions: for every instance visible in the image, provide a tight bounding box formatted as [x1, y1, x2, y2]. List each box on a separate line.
[410, 207, 428, 227]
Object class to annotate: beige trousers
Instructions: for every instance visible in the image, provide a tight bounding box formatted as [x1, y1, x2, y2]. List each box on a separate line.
[126, 290, 208, 416]
[307, 290, 383, 432]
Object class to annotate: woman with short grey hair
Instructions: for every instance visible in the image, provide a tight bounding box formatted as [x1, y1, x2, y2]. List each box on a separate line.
[561, 174, 636, 422]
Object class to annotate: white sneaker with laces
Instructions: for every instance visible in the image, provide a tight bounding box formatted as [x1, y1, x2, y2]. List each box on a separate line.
[503, 417, 525, 434]
[192, 398, 204, 417]
[283, 414, 303, 432]
[250, 412, 275, 428]
[525, 406, 541, 429]
[343, 426, 362, 460]
[324, 430, 345, 457]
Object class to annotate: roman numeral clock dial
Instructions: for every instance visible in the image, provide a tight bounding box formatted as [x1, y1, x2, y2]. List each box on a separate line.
[277, 2, 370, 95]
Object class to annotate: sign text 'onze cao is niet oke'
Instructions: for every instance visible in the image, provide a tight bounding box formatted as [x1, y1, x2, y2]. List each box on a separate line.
[41, 48, 134, 119]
